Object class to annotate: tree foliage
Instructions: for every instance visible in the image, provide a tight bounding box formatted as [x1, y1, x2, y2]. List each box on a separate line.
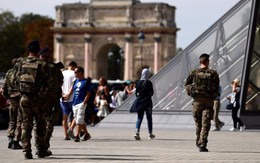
[0, 11, 23, 72]
[0, 11, 54, 72]
[21, 13, 54, 58]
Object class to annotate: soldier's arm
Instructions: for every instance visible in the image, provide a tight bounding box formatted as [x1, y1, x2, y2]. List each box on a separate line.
[185, 70, 195, 86]
[2, 71, 10, 99]
[185, 70, 195, 96]
[11, 60, 22, 90]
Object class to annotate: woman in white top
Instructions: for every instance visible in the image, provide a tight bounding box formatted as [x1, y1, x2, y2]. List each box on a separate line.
[227, 79, 245, 131]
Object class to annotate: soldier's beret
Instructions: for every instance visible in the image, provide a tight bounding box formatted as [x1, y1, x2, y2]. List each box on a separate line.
[27, 40, 40, 53]
[199, 53, 209, 62]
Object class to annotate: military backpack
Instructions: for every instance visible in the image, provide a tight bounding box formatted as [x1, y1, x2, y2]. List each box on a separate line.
[191, 68, 217, 99]
[18, 58, 42, 94]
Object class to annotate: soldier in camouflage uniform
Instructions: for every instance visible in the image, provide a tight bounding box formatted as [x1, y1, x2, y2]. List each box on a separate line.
[2, 55, 23, 150]
[12, 40, 53, 159]
[39, 48, 63, 155]
[185, 53, 220, 152]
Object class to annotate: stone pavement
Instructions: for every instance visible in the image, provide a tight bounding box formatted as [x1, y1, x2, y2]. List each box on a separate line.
[0, 126, 260, 163]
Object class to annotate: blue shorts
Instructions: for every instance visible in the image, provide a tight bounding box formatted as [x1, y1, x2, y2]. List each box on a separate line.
[60, 101, 73, 116]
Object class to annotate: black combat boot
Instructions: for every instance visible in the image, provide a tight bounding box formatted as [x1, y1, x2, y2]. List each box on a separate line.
[199, 146, 209, 152]
[36, 150, 46, 158]
[24, 151, 33, 159]
[11, 141, 23, 149]
[8, 137, 13, 149]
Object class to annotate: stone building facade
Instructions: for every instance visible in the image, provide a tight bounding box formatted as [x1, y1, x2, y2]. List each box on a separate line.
[52, 0, 178, 80]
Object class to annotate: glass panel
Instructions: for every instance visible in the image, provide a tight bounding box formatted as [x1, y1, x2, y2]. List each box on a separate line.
[245, 11, 260, 112]
[119, 0, 253, 112]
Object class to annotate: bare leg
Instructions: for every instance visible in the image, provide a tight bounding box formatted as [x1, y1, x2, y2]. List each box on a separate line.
[62, 115, 69, 138]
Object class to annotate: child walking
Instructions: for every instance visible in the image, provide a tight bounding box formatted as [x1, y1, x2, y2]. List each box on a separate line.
[97, 94, 109, 120]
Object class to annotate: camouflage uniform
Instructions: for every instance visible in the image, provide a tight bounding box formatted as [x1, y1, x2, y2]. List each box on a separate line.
[44, 60, 63, 150]
[185, 67, 219, 149]
[2, 68, 22, 148]
[13, 56, 53, 156]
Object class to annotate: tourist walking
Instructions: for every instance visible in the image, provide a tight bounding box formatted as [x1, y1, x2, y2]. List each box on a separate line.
[211, 86, 225, 131]
[227, 79, 245, 131]
[60, 61, 77, 140]
[130, 68, 155, 140]
[63, 67, 91, 142]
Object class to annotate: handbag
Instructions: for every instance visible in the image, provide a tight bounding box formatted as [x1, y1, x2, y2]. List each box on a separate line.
[226, 103, 233, 110]
[129, 81, 146, 113]
[129, 96, 142, 113]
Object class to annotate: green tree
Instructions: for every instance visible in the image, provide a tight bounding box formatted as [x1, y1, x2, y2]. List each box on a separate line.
[0, 11, 23, 72]
[0, 11, 55, 73]
[20, 13, 54, 60]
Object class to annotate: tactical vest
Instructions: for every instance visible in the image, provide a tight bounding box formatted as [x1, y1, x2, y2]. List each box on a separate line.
[192, 69, 217, 99]
[19, 58, 42, 94]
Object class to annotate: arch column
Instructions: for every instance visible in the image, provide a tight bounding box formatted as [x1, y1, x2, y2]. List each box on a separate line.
[154, 33, 161, 74]
[124, 33, 132, 80]
[84, 34, 92, 77]
[54, 34, 63, 63]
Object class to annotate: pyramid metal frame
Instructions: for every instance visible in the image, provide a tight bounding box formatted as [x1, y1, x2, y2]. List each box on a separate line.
[118, 0, 253, 113]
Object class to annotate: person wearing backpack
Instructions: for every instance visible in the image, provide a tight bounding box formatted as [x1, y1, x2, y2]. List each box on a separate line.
[12, 40, 54, 159]
[2, 55, 23, 150]
[38, 48, 64, 156]
[185, 53, 220, 152]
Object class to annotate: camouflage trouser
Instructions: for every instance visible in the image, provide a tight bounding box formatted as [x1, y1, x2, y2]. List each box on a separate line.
[192, 101, 214, 147]
[20, 94, 47, 152]
[45, 94, 60, 149]
[7, 96, 22, 141]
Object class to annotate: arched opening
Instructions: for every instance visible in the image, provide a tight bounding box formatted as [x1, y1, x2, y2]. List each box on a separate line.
[96, 43, 124, 80]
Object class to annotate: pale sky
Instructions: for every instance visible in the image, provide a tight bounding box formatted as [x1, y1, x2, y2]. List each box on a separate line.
[0, 0, 240, 48]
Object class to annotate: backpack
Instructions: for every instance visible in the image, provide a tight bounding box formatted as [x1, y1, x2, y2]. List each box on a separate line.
[192, 69, 217, 98]
[18, 58, 42, 94]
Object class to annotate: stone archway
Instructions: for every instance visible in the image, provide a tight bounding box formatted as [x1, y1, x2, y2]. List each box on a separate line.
[96, 43, 124, 80]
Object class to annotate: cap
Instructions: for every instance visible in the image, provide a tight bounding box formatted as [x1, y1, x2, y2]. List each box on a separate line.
[27, 40, 40, 53]
[39, 48, 50, 56]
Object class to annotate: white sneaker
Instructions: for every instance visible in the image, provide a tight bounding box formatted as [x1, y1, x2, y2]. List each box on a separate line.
[134, 133, 141, 140]
[229, 127, 238, 131]
[240, 126, 246, 131]
[148, 134, 155, 139]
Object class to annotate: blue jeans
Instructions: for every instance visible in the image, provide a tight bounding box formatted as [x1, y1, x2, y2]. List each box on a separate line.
[135, 105, 153, 134]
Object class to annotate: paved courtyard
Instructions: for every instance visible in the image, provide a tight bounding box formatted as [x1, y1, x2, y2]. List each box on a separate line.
[0, 126, 260, 163]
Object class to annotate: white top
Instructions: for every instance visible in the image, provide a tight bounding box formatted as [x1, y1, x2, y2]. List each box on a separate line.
[61, 69, 75, 102]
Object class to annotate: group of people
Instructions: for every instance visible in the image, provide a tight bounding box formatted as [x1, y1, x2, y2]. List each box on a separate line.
[0, 40, 136, 159]
[1, 39, 246, 159]
[185, 53, 245, 152]
[1, 40, 62, 159]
